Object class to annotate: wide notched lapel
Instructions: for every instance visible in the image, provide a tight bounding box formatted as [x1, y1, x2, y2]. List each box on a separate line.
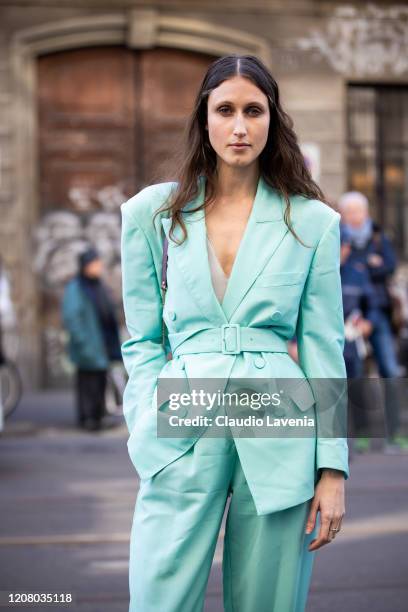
[161, 177, 228, 326]
[220, 176, 289, 321]
[161, 175, 289, 325]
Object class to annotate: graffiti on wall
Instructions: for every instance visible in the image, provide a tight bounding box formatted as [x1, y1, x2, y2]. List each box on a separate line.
[298, 5, 408, 76]
[34, 185, 126, 292]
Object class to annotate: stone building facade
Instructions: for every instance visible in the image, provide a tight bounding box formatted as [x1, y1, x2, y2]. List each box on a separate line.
[1, 0, 407, 388]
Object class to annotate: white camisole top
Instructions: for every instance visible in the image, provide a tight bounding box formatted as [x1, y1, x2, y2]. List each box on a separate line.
[206, 235, 229, 303]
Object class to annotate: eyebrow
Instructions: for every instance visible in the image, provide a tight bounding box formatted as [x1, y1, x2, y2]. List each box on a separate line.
[214, 100, 266, 107]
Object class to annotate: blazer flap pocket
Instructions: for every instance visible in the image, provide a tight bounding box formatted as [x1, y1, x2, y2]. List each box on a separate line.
[255, 271, 306, 287]
[288, 379, 316, 412]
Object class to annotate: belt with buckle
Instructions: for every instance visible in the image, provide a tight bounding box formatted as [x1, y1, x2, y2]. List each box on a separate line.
[169, 324, 289, 356]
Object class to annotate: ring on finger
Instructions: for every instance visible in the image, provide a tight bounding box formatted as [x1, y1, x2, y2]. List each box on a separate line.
[329, 525, 341, 538]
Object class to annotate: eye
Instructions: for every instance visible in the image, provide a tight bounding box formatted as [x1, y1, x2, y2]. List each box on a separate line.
[217, 106, 232, 115]
[246, 106, 263, 116]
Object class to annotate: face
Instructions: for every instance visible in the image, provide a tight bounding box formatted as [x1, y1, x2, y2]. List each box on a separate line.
[83, 259, 103, 278]
[206, 75, 270, 172]
[341, 199, 368, 228]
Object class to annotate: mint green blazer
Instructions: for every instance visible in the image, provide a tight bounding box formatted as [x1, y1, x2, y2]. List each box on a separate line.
[120, 175, 349, 515]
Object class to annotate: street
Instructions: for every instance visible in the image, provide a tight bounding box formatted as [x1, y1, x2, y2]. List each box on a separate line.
[1, 391, 407, 611]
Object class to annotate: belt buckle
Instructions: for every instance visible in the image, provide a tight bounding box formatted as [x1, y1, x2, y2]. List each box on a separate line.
[221, 323, 241, 354]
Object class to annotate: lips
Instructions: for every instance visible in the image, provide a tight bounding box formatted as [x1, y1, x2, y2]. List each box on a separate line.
[229, 143, 250, 147]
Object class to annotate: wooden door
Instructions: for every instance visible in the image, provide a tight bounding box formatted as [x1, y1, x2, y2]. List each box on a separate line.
[36, 46, 215, 386]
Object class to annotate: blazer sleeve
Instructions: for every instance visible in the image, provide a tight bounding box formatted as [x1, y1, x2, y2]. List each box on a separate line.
[120, 203, 167, 436]
[295, 212, 350, 480]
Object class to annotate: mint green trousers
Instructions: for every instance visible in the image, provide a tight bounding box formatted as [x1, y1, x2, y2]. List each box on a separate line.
[129, 432, 319, 612]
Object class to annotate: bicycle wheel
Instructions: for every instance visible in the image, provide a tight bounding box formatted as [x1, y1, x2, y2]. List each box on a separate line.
[0, 360, 23, 419]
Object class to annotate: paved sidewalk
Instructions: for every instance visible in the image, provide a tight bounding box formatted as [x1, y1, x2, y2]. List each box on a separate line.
[1, 392, 407, 611]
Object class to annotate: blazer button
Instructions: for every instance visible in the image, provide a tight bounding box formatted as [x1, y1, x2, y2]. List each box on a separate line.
[169, 311, 177, 321]
[254, 356, 265, 369]
[271, 310, 282, 321]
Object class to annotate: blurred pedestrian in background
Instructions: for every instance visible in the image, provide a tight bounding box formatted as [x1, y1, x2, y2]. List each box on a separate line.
[0, 255, 17, 430]
[340, 230, 379, 452]
[338, 191, 407, 453]
[62, 247, 122, 431]
[0, 255, 16, 367]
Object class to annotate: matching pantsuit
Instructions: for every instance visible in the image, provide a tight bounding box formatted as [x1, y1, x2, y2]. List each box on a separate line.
[130, 431, 319, 612]
[120, 175, 349, 611]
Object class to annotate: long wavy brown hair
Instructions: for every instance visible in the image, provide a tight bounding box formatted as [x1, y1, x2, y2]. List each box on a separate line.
[153, 54, 327, 247]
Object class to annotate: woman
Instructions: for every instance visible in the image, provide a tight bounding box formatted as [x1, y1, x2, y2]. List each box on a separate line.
[121, 55, 349, 611]
[62, 247, 122, 430]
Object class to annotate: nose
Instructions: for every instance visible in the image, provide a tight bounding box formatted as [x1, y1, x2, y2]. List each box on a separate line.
[233, 112, 247, 137]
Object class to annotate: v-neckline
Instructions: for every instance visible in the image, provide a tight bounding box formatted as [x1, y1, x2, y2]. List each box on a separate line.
[163, 173, 282, 321]
[204, 191, 258, 283]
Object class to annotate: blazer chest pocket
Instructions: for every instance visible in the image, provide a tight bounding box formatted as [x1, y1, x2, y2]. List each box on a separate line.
[254, 271, 306, 288]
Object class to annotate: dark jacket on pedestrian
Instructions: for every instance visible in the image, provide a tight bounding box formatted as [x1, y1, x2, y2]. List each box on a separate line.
[62, 274, 122, 370]
[340, 220, 397, 313]
[340, 259, 380, 327]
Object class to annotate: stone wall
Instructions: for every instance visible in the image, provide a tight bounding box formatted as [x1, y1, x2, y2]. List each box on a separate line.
[0, 0, 407, 387]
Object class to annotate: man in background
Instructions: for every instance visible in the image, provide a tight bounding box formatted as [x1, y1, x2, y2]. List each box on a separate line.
[62, 247, 122, 431]
[338, 191, 407, 453]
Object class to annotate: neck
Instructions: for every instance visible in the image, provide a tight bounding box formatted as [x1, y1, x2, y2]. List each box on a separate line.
[212, 162, 260, 208]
